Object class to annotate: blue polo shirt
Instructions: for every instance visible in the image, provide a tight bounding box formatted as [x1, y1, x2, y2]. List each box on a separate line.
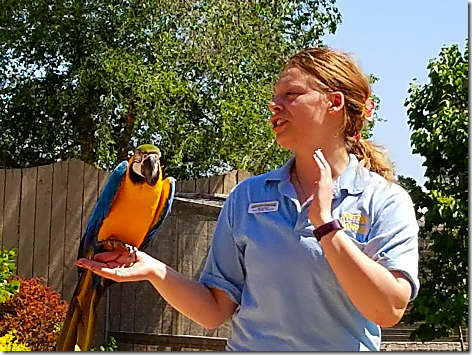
[199, 154, 419, 351]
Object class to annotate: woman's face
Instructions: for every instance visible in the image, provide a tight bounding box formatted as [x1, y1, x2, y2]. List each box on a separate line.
[268, 66, 342, 153]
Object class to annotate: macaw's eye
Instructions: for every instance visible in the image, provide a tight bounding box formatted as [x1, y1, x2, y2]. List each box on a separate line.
[143, 154, 148, 160]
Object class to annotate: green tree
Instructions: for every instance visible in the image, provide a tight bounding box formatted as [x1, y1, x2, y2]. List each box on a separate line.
[401, 42, 468, 345]
[0, 0, 342, 179]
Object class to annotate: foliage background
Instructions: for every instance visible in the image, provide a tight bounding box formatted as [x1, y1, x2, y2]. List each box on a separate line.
[400, 42, 468, 342]
[0, 0, 342, 179]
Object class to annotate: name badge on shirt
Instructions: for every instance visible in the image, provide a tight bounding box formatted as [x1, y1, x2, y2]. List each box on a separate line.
[248, 201, 279, 214]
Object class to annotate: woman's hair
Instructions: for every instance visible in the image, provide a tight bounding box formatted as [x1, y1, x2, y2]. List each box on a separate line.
[284, 47, 394, 182]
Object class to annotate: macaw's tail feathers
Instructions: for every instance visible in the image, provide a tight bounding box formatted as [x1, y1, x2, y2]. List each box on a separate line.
[55, 269, 105, 351]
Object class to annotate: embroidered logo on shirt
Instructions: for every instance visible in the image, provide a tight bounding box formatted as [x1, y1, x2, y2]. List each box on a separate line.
[342, 212, 369, 234]
[248, 201, 279, 213]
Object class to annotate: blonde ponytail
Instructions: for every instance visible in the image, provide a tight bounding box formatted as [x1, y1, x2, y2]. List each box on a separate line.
[345, 137, 395, 182]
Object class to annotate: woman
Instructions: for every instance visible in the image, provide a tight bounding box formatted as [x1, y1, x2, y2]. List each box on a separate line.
[76, 47, 419, 351]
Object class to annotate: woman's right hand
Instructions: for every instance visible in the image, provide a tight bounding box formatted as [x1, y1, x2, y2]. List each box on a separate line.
[77, 250, 237, 329]
[75, 250, 159, 283]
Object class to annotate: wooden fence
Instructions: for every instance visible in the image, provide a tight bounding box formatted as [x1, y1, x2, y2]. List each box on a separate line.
[0, 159, 467, 351]
[0, 159, 250, 347]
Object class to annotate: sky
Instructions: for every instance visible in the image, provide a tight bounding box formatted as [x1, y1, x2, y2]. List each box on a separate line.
[321, 0, 468, 186]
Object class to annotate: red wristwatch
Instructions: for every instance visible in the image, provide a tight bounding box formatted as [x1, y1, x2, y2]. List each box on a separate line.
[313, 219, 344, 241]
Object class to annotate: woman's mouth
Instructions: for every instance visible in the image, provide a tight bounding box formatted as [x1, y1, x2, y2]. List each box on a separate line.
[272, 117, 288, 132]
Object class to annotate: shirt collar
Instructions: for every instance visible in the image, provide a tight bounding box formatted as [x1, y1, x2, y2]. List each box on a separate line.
[264, 154, 368, 197]
[264, 156, 295, 184]
[333, 154, 368, 197]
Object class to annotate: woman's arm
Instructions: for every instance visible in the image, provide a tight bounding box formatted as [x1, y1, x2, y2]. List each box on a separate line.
[76, 251, 237, 329]
[320, 230, 412, 327]
[310, 150, 413, 327]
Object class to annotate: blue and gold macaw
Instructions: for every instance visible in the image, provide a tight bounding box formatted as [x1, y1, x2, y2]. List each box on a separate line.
[56, 144, 175, 351]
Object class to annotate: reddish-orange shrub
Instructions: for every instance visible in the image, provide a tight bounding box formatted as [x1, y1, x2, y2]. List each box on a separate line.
[0, 277, 68, 351]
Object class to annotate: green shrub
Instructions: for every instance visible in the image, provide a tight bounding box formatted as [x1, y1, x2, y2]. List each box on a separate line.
[0, 277, 68, 351]
[0, 330, 31, 351]
[91, 336, 118, 351]
[0, 248, 20, 302]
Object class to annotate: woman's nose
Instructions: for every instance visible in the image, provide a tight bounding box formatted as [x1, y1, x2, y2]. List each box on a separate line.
[268, 99, 282, 113]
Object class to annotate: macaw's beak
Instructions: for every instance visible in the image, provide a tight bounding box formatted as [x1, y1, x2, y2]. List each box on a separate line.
[142, 155, 159, 185]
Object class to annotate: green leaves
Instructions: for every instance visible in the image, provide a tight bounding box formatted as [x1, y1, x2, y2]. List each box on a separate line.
[0, 0, 341, 178]
[401, 41, 468, 343]
[405, 42, 468, 196]
[0, 248, 20, 303]
[91, 337, 118, 351]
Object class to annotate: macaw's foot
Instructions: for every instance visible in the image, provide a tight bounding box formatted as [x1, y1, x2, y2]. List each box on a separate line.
[95, 239, 138, 266]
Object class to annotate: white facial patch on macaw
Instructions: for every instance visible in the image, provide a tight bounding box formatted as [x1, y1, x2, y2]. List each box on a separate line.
[132, 158, 145, 177]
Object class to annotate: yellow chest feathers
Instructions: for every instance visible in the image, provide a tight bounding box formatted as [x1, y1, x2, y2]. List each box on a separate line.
[97, 176, 163, 246]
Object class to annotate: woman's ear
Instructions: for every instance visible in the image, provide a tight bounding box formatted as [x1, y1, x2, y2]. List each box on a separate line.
[327, 92, 345, 113]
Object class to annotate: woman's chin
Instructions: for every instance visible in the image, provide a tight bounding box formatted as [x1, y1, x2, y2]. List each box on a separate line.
[275, 134, 298, 152]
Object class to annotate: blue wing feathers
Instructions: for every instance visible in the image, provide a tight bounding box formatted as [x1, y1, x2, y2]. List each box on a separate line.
[139, 177, 176, 251]
[78, 161, 128, 259]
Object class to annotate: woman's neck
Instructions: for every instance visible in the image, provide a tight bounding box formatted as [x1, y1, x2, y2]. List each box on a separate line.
[291, 146, 349, 202]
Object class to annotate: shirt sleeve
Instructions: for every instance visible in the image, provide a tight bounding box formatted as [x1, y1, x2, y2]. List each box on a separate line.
[363, 184, 420, 300]
[199, 190, 246, 305]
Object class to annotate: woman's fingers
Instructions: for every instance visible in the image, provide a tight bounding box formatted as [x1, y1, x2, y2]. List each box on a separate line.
[93, 251, 123, 263]
[93, 250, 137, 266]
[75, 257, 127, 281]
[314, 149, 331, 177]
[309, 149, 334, 227]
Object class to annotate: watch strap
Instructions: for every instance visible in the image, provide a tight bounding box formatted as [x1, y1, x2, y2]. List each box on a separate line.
[313, 219, 343, 241]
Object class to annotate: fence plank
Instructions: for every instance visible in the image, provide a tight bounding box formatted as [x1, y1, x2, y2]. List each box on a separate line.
[175, 180, 182, 193]
[49, 162, 68, 293]
[195, 178, 210, 194]
[119, 283, 136, 333]
[222, 171, 237, 194]
[176, 212, 195, 336]
[237, 169, 252, 183]
[133, 281, 153, 335]
[98, 169, 111, 195]
[3, 169, 22, 266]
[152, 215, 176, 335]
[18, 167, 37, 279]
[192, 214, 208, 337]
[63, 159, 84, 302]
[209, 175, 224, 194]
[171, 214, 180, 336]
[182, 179, 196, 193]
[108, 283, 122, 332]
[184, 214, 197, 336]
[34, 165, 53, 282]
[93, 292, 108, 348]
[82, 163, 99, 231]
[0, 169, 5, 247]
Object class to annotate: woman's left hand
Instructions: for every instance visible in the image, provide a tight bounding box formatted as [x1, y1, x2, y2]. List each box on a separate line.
[308, 149, 334, 227]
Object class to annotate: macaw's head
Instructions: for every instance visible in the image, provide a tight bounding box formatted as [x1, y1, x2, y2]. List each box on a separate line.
[130, 144, 162, 185]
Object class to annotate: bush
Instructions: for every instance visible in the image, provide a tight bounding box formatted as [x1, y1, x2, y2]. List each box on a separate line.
[0, 330, 31, 351]
[0, 277, 68, 351]
[0, 248, 20, 302]
[91, 336, 118, 351]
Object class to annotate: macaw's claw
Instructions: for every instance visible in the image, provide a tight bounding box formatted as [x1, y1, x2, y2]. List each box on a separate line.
[126, 245, 138, 266]
[95, 239, 138, 267]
